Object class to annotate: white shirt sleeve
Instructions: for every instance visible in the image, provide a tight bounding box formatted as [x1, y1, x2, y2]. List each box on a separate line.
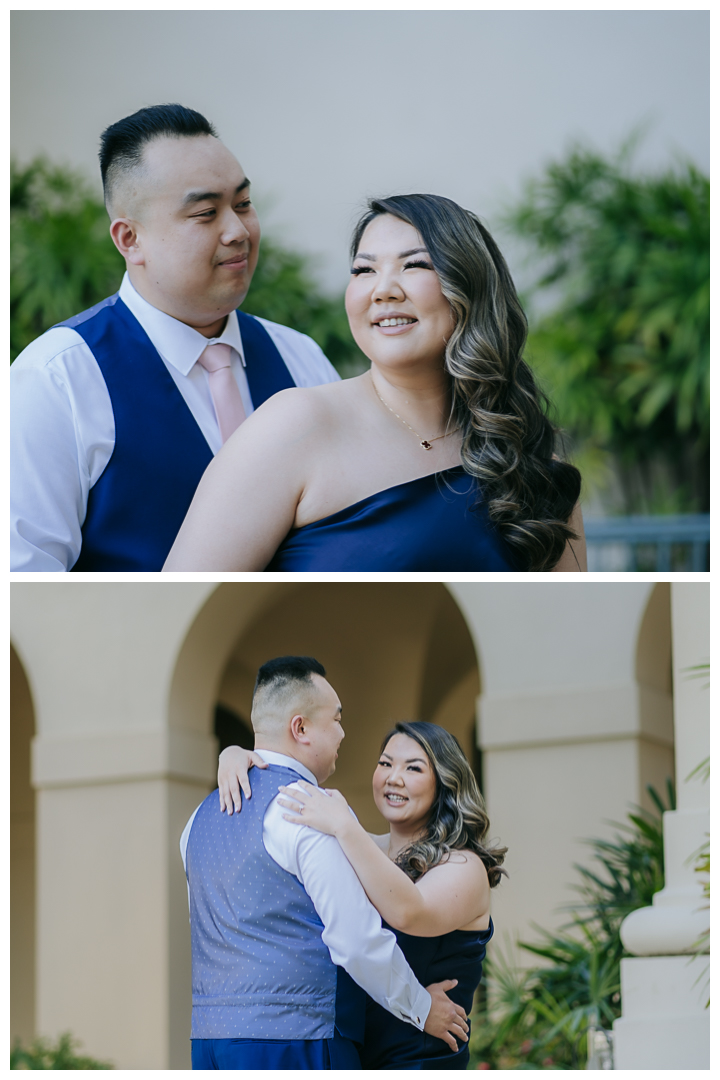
[263, 789, 431, 1031]
[10, 329, 115, 571]
[257, 319, 342, 388]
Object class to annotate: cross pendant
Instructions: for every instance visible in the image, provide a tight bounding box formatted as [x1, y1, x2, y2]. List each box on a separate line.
[421, 441, 433, 450]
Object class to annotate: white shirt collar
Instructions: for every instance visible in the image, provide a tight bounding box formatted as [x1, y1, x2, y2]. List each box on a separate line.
[254, 749, 319, 787]
[118, 272, 246, 375]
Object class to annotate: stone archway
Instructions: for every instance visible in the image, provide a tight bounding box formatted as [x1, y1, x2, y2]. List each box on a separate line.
[634, 582, 675, 812]
[10, 643, 36, 1047]
[212, 582, 481, 828]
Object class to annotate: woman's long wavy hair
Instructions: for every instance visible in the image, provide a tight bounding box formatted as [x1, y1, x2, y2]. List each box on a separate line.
[350, 195, 582, 571]
[380, 721, 507, 887]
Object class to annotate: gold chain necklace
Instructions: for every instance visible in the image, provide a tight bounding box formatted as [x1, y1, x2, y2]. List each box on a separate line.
[371, 377, 459, 451]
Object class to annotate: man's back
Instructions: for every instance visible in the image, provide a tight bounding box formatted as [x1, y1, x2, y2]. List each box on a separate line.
[186, 762, 348, 1040]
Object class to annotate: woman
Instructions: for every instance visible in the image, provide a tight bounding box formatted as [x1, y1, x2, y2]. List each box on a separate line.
[164, 194, 585, 571]
[219, 721, 507, 1070]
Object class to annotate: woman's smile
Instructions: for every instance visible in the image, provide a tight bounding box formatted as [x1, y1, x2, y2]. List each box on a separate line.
[373, 311, 419, 335]
[345, 215, 454, 369]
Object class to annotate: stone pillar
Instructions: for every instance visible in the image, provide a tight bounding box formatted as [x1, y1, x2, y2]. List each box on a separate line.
[11, 583, 217, 1069]
[613, 583, 709, 1069]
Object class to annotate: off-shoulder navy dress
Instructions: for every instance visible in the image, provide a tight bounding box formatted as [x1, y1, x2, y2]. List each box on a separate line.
[361, 918, 494, 1070]
[266, 467, 518, 571]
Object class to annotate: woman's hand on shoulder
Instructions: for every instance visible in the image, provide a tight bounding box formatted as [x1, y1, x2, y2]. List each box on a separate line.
[277, 780, 356, 838]
[218, 745, 268, 814]
[163, 386, 331, 571]
[551, 501, 587, 572]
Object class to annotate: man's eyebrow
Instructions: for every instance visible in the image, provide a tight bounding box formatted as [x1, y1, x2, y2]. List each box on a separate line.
[182, 178, 251, 206]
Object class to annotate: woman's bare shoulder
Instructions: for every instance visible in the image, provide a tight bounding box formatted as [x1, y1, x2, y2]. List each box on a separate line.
[247, 377, 357, 433]
[430, 847, 489, 879]
[368, 832, 391, 852]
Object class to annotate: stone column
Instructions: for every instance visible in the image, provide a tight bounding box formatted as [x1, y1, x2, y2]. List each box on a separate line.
[11, 583, 217, 1069]
[613, 583, 709, 1069]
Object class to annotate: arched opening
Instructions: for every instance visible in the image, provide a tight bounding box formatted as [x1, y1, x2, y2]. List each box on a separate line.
[634, 582, 675, 812]
[10, 644, 36, 1046]
[166, 582, 481, 1064]
[210, 582, 481, 829]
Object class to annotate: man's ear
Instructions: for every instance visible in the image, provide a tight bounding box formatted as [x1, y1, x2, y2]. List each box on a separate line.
[290, 714, 311, 746]
[110, 218, 144, 266]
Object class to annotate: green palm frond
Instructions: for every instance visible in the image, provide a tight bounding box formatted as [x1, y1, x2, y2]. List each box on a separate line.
[503, 141, 709, 513]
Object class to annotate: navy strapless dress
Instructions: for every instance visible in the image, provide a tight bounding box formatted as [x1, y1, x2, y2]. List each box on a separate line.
[266, 468, 518, 571]
[361, 918, 494, 1070]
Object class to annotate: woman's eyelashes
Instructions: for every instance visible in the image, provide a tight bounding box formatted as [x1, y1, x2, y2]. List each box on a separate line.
[377, 758, 423, 773]
[350, 259, 434, 275]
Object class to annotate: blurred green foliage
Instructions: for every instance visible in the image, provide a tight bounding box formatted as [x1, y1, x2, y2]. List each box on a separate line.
[11, 1032, 112, 1069]
[469, 781, 674, 1069]
[11, 160, 125, 361]
[10, 158, 367, 377]
[505, 141, 709, 513]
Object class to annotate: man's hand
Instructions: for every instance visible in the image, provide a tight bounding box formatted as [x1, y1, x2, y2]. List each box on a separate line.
[218, 746, 268, 814]
[423, 979, 469, 1052]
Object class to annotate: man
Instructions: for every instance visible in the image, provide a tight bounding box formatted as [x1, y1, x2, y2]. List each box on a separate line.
[10, 104, 339, 571]
[180, 656, 468, 1070]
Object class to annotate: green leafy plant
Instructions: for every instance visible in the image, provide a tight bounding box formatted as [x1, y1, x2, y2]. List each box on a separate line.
[469, 782, 673, 1069]
[686, 750, 709, 1004]
[10, 158, 367, 377]
[504, 139, 709, 513]
[10, 1032, 112, 1069]
[11, 159, 124, 361]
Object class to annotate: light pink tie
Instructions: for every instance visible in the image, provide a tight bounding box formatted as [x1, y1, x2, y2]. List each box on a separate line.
[196, 343, 246, 444]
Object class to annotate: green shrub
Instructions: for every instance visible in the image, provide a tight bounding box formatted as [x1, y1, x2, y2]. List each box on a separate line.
[10, 1032, 112, 1069]
[10, 159, 124, 361]
[469, 782, 674, 1069]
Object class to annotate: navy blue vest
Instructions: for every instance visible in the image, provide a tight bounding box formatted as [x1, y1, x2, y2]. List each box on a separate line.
[58, 294, 296, 571]
[186, 766, 366, 1042]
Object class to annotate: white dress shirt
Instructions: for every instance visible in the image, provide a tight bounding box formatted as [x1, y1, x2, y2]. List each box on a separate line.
[10, 274, 341, 571]
[180, 750, 431, 1032]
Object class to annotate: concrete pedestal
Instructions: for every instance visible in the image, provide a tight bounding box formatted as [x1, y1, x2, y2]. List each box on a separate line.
[614, 585, 709, 1070]
[613, 956, 709, 1069]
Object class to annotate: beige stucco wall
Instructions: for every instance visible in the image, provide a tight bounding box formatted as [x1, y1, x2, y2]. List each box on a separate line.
[10, 580, 683, 1067]
[447, 583, 675, 947]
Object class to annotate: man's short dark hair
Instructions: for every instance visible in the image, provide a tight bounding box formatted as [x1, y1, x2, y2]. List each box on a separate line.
[99, 103, 217, 207]
[254, 656, 327, 699]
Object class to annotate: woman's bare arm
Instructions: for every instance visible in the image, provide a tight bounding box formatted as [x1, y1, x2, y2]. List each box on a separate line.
[552, 502, 587, 572]
[163, 388, 323, 571]
[278, 782, 488, 936]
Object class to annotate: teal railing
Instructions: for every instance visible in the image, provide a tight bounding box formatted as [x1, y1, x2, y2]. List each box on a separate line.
[583, 514, 710, 571]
